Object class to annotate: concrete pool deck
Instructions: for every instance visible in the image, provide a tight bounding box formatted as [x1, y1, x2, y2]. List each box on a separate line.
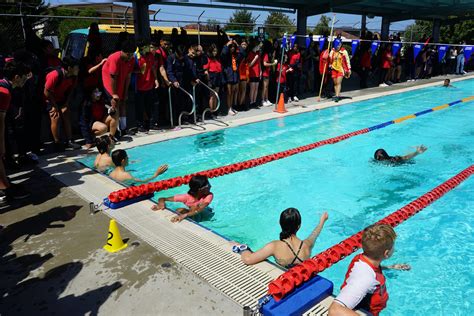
[1, 73, 472, 315]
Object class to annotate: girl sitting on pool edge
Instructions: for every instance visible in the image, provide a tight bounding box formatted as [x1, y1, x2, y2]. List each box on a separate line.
[151, 175, 213, 223]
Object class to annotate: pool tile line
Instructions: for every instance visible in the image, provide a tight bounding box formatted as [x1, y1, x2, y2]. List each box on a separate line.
[107, 96, 474, 205]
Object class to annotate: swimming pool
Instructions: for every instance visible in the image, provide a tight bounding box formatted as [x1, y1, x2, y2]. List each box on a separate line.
[80, 79, 474, 315]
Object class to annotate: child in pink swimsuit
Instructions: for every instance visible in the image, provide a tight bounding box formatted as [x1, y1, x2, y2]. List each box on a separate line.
[151, 175, 213, 223]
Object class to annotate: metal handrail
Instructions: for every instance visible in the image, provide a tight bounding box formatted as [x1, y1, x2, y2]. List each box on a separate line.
[167, 86, 174, 128]
[177, 85, 197, 128]
[198, 81, 224, 124]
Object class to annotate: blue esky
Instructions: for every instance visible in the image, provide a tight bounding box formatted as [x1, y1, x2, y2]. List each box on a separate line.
[48, 0, 414, 32]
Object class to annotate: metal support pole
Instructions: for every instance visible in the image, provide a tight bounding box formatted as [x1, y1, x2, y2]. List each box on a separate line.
[168, 86, 174, 128]
[381, 16, 390, 40]
[19, 1, 26, 42]
[432, 19, 441, 43]
[275, 34, 287, 109]
[132, 0, 151, 42]
[360, 14, 366, 37]
[124, 6, 130, 29]
[198, 10, 205, 46]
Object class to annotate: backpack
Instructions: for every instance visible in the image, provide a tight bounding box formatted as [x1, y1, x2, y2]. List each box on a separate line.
[0, 79, 12, 93]
[45, 67, 64, 88]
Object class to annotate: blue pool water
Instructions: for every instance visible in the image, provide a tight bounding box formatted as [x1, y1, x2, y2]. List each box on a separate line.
[80, 79, 474, 315]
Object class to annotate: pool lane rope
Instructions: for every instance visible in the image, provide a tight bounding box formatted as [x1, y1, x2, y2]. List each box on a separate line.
[107, 96, 474, 205]
[267, 165, 474, 301]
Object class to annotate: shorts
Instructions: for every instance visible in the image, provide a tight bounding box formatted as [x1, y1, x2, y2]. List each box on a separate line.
[249, 77, 260, 83]
[331, 70, 344, 79]
[224, 71, 239, 85]
[209, 72, 223, 88]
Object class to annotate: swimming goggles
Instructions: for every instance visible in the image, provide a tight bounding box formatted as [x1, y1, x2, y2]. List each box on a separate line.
[232, 244, 249, 254]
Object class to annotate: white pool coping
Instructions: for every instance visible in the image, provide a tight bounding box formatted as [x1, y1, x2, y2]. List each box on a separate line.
[39, 74, 474, 311]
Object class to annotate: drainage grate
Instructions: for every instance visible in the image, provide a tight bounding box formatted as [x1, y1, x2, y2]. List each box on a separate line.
[106, 206, 276, 309]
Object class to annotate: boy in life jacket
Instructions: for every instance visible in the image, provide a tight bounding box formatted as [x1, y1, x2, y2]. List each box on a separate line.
[329, 38, 351, 102]
[329, 224, 410, 316]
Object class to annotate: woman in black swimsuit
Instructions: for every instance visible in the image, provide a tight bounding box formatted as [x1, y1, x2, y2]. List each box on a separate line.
[238, 208, 328, 269]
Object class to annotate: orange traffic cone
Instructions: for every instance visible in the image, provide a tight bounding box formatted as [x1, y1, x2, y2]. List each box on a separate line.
[274, 93, 287, 114]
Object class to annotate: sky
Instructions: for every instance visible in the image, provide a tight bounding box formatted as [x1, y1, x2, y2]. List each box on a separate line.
[48, 0, 414, 32]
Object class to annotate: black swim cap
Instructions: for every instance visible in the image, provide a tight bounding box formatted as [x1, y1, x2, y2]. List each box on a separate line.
[374, 148, 390, 161]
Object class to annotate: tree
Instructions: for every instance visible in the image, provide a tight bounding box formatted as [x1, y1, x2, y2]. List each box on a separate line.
[0, 1, 48, 55]
[403, 20, 432, 42]
[226, 9, 256, 33]
[404, 19, 473, 44]
[264, 12, 295, 39]
[440, 19, 474, 44]
[312, 15, 331, 36]
[205, 19, 221, 32]
[46, 8, 100, 45]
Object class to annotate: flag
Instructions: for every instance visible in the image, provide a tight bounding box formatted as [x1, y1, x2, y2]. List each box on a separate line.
[371, 41, 379, 56]
[392, 43, 401, 56]
[290, 35, 296, 49]
[464, 46, 473, 60]
[438, 45, 448, 62]
[413, 44, 422, 61]
[351, 40, 359, 55]
[319, 37, 326, 52]
[305, 35, 311, 48]
[281, 35, 287, 49]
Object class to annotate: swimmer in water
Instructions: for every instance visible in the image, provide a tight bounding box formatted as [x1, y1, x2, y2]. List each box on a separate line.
[151, 175, 213, 223]
[109, 149, 168, 183]
[374, 145, 427, 164]
[442, 78, 453, 87]
[94, 136, 114, 172]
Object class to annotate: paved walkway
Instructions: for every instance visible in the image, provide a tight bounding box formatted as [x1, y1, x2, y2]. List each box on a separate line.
[0, 167, 240, 315]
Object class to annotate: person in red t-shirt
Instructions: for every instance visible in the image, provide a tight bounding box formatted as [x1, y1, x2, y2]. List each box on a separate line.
[101, 40, 135, 137]
[44, 57, 80, 151]
[287, 43, 301, 103]
[379, 45, 393, 86]
[0, 61, 31, 202]
[80, 88, 118, 149]
[276, 54, 292, 104]
[247, 40, 262, 108]
[359, 46, 372, 89]
[204, 44, 223, 113]
[135, 40, 159, 133]
[262, 41, 278, 107]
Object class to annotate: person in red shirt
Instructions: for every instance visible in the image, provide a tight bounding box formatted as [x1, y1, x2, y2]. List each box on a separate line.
[44, 57, 80, 151]
[101, 40, 135, 137]
[79, 88, 118, 149]
[205, 44, 223, 113]
[0, 61, 31, 202]
[379, 45, 393, 86]
[276, 54, 292, 104]
[261, 41, 278, 107]
[135, 40, 159, 133]
[247, 40, 262, 108]
[329, 224, 410, 316]
[287, 43, 301, 103]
